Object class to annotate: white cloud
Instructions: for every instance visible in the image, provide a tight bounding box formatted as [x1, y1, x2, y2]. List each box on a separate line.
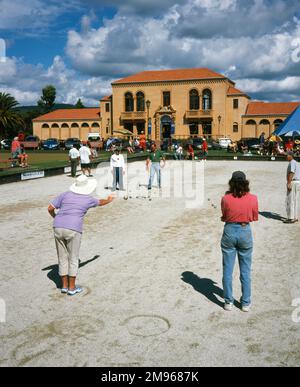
[0, 0, 81, 32]
[0, 56, 112, 105]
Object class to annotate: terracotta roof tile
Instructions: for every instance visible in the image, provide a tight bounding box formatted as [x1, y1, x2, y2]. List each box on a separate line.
[227, 86, 249, 97]
[100, 95, 112, 101]
[112, 68, 227, 84]
[245, 102, 300, 116]
[33, 108, 100, 122]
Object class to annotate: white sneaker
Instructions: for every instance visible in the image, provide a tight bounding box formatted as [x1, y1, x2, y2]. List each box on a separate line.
[242, 304, 251, 312]
[224, 303, 233, 311]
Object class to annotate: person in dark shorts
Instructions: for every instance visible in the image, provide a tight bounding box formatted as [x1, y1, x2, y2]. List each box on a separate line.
[79, 141, 93, 177]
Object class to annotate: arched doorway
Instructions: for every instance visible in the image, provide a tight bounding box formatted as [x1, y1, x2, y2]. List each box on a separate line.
[161, 115, 172, 139]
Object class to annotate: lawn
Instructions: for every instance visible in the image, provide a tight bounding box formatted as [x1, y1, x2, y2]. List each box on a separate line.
[0, 148, 273, 178]
[0, 150, 148, 177]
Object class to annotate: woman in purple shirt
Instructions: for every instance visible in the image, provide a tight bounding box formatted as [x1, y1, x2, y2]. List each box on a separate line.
[48, 175, 113, 296]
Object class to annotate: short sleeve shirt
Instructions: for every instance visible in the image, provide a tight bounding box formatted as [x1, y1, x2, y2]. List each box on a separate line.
[149, 150, 163, 163]
[288, 159, 300, 180]
[50, 191, 99, 233]
[79, 146, 92, 164]
[69, 148, 80, 159]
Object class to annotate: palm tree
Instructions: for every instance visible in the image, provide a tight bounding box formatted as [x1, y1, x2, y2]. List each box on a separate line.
[0, 92, 24, 138]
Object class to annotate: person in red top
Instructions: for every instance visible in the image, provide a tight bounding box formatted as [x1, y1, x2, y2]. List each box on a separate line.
[11, 137, 21, 166]
[202, 137, 208, 160]
[187, 143, 194, 160]
[139, 131, 147, 151]
[221, 171, 259, 312]
[285, 139, 294, 152]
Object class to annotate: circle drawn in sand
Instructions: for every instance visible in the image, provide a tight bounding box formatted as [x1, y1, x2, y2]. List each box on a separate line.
[122, 315, 170, 337]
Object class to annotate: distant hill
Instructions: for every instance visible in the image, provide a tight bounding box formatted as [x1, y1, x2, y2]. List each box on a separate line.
[14, 104, 75, 113]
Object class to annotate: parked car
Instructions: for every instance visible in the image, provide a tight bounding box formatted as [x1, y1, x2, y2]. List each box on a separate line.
[22, 135, 41, 150]
[87, 133, 103, 150]
[42, 138, 60, 150]
[237, 138, 260, 152]
[218, 137, 232, 149]
[64, 138, 81, 150]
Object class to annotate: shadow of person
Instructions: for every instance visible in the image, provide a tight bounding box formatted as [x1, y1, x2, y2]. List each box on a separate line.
[181, 271, 225, 308]
[42, 255, 100, 288]
[259, 211, 285, 221]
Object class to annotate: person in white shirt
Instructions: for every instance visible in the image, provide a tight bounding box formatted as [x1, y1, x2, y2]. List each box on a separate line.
[175, 144, 183, 160]
[284, 152, 300, 223]
[110, 148, 125, 191]
[79, 142, 93, 177]
[69, 145, 80, 178]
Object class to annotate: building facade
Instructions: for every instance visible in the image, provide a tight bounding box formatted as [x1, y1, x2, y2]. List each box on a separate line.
[33, 68, 300, 142]
[33, 108, 102, 140]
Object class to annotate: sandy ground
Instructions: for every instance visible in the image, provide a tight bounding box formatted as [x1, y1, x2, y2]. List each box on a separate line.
[0, 160, 299, 367]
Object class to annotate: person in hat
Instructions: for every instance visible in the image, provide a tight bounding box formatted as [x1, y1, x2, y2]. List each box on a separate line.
[110, 147, 125, 191]
[79, 141, 93, 177]
[48, 175, 113, 296]
[284, 152, 300, 224]
[221, 171, 259, 312]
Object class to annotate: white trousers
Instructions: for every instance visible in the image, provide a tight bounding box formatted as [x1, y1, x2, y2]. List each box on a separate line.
[286, 181, 300, 220]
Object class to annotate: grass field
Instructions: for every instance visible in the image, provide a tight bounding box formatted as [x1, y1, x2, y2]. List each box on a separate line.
[0, 148, 275, 178]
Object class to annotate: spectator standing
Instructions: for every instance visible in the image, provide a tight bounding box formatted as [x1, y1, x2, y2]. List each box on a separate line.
[202, 137, 208, 160]
[79, 141, 93, 177]
[11, 137, 21, 166]
[69, 144, 80, 178]
[221, 171, 259, 312]
[284, 152, 300, 224]
[110, 148, 125, 191]
[147, 143, 165, 190]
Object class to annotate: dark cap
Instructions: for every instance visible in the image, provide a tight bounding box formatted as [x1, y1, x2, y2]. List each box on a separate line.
[231, 171, 247, 181]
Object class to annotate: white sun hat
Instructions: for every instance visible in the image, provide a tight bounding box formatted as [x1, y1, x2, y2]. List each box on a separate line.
[70, 174, 97, 195]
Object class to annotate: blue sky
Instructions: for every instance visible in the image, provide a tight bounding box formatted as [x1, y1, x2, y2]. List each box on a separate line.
[1, 0, 300, 106]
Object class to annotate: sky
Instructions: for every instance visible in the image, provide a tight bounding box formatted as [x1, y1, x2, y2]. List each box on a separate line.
[0, 0, 300, 106]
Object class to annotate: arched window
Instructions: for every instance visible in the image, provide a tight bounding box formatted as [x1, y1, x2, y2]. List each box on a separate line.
[92, 122, 100, 128]
[42, 123, 49, 128]
[274, 119, 283, 129]
[189, 89, 199, 110]
[125, 92, 134, 112]
[202, 89, 212, 110]
[233, 123, 239, 133]
[71, 123, 79, 128]
[61, 123, 69, 128]
[259, 119, 270, 125]
[136, 92, 145, 112]
[246, 120, 257, 125]
[51, 123, 59, 128]
[81, 123, 89, 128]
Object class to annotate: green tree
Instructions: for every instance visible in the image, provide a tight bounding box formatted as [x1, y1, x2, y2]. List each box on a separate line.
[75, 98, 85, 108]
[38, 85, 56, 112]
[0, 92, 24, 138]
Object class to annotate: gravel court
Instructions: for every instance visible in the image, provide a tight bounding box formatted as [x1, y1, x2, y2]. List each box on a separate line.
[0, 160, 299, 367]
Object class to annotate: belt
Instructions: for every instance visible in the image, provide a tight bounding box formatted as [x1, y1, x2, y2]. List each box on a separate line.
[226, 222, 249, 226]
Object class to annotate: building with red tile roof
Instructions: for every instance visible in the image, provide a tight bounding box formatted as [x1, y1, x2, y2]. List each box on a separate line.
[33, 68, 300, 141]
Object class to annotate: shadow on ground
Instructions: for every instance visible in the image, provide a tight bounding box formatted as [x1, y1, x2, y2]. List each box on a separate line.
[259, 211, 285, 221]
[181, 271, 241, 309]
[42, 255, 100, 288]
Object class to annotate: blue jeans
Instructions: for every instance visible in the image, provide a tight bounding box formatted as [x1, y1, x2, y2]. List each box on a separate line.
[221, 223, 253, 306]
[148, 162, 161, 189]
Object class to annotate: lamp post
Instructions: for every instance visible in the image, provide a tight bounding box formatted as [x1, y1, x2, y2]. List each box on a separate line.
[146, 99, 151, 139]
[218, 115, 222, 138]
